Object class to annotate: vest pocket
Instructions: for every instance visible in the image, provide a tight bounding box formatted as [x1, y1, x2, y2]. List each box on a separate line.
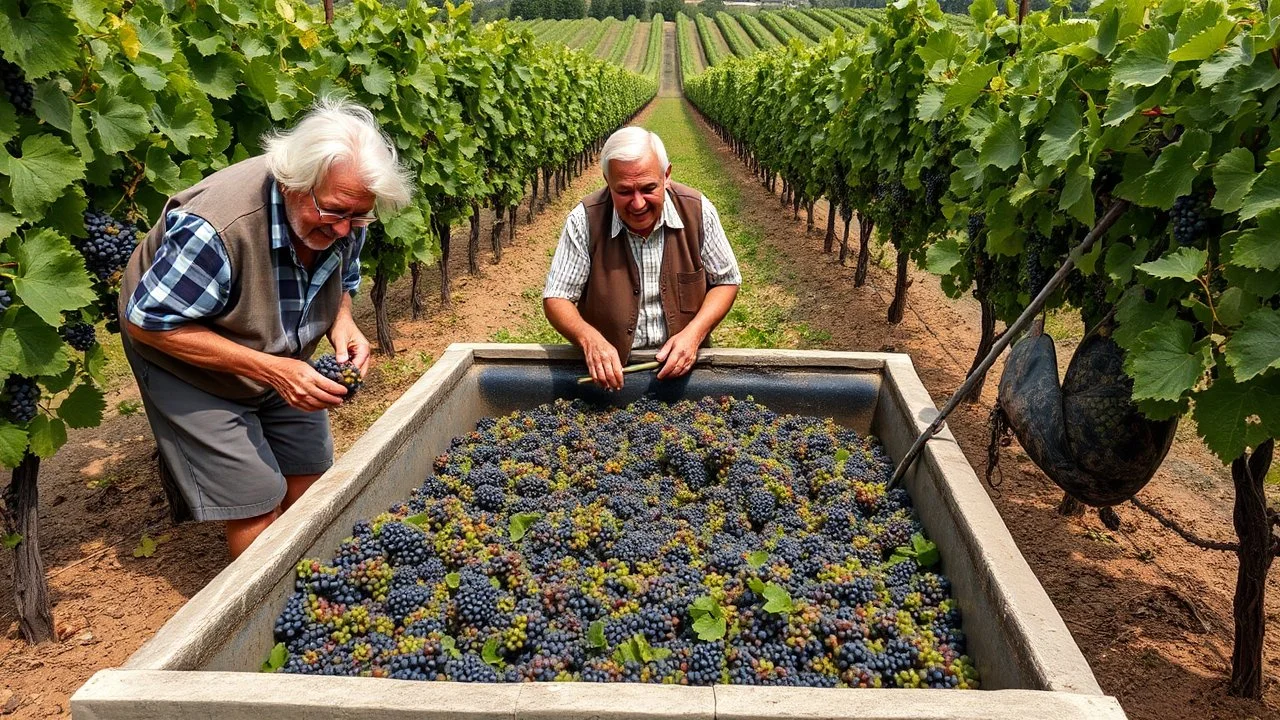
[675, 270, 706, 313]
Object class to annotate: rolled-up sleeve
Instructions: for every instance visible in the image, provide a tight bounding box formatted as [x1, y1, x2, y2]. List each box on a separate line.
[701, 196, 741, 286]
[543, 205, 592, 302]
[126, 211, 232, 331]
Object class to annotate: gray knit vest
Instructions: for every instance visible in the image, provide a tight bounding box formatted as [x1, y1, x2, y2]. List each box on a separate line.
[119, 156, 344, 400]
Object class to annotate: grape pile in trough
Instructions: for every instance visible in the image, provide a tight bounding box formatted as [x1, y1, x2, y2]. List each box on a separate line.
[270, 396, 978, 689]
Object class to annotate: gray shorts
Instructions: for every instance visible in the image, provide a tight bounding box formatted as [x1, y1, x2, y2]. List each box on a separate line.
[125, 343, 334, 522]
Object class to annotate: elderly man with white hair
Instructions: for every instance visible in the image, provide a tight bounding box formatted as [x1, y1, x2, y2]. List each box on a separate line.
[543, 126, 741, 389]
[119, 98, 412, 557]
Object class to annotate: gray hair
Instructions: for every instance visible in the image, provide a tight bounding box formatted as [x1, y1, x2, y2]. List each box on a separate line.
[600, 127, 670, 181]
[262, 97, 413, 213]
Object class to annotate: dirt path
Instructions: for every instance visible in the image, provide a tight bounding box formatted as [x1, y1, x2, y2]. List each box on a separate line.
[661, 21, 679, 97]
[623, 21, 651, 72]
[678, 100, 1280, 720]
[0, 97, 656, 716]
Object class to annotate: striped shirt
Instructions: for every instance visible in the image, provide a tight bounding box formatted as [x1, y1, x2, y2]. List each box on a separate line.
[126, 184, 363, 355]
[543, 191, 741, 349]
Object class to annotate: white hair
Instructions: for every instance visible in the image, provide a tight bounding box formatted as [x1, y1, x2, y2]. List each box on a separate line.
[600, 127, 670, 181]
[262, 97, 412, 213]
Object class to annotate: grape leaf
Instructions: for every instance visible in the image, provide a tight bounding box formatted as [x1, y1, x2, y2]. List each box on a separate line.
[942, 61, 997, 113]
[1238, 163, 1280, 221]
[1112, 29, 1174, 88]
[691, 613, 726, 642]
[33, 81, 73, 133]
[1169, 18, 1235, 62]
[482, 637, 502, 666]
[70, 0, 106, 25]
[587, 620, 606, 649]
[0, 134, 85, 217]
[1138, 129, 1211, 209]
[27, 415, 66, 458]
[0, 422, 29, 468]
[1136, 247, 1208, 282]
[747, 576, 765, 594]
[1212, 148, 1258, 212]
[1223, 309, 1280, 382]
[761, 583, 794, 615]
[1037, 101, 1083, 169]
[745, 550, 769, 569]
[12, 229, 97, 328]
[262, 642, 289, 672]
[57, 382, 105, 429]
[1, 532, 20, 549]
[1192, 376, 1280, 462]
[91, 87, 152, 155]
[0, 306, 73, 378]
[1216, 288, 1257, 329]
[508, 511, 542, 542]
[1127, 320, 1211, 402]
[977, 115, 1023, 171]
[403, 512, 429, 528]
[440, 635, 461, 658]
[1229, 210, 1280, 271]
[362, 63, 395, 96]
[0, 1, 79, 79]
[445, 572, 460, 589]
[925, 237, 962, 275]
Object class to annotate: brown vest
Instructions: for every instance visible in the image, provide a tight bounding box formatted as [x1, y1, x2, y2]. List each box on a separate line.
[578, 180, 708, 365]
[119, 156, 344, 400]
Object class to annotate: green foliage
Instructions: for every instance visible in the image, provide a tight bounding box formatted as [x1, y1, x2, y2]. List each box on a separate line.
[687, 0, 1280, 465]
[507, 511, 542, 541]
[0, 0, 655, 470]
[688, 595, 727, 640]
[260, 642, 289, 672]
[612, 632, 672, 663]
[889, 533, 941, 568]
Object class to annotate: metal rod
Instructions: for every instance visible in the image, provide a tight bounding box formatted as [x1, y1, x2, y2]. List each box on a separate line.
[576, 361, 662, 385]
[887, 201, 1129, 490]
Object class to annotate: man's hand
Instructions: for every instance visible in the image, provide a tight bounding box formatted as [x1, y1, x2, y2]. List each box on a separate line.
[261, 356, 347, 411]
[328, 318, 372, 376]
[655, 327, 703, 380]
[581, 327, 624, 391]
[329, 294, 371, 376]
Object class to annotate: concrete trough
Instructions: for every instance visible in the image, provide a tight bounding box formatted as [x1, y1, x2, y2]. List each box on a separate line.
[72, 344, 1127, 719]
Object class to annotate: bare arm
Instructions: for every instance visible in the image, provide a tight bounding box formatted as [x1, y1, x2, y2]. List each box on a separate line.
[544, 297, 625, 390]
[655, 284, 738, 379]
[125, 322, 347, 411]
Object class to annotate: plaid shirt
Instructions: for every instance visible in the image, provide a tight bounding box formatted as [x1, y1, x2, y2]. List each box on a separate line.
[126, 185, 364, 355]
[544, 191, 741, 349]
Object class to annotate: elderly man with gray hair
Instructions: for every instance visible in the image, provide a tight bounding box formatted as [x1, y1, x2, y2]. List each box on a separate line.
[543, 126, 741, 389]
[119, 98, 412, 557]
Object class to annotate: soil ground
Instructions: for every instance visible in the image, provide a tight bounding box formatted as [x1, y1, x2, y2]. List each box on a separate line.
[2, 28, 1278, 720]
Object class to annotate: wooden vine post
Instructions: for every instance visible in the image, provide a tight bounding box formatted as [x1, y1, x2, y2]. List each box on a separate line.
[2, 453, 54, 644]
[1229, 439, 1276, 698]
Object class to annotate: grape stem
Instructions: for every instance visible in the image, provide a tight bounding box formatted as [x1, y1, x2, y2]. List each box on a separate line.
[888, 201, 1130, 490]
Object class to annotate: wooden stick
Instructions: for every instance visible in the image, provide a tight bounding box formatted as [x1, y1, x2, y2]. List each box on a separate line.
[576, 361, 662, 384]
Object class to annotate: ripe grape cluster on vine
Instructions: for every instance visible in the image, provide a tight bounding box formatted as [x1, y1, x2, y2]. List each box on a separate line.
[2, 376, 40, 425]
[269, 396, 978, 689]
[1169, 193, 1213, 248]
[0, 53, 33, 117]
[78, 209, 140, 280]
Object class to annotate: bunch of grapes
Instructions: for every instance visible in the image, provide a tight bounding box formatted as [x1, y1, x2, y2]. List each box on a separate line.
[966, 212, 985, 245]
[79, 210, 141, 280]
[312, 354, 363, 401]
[59, 322, 97, 352]
[0, 53, 33, 116]
[2, 376, 40, 424]
[267, 397, 978, 690]
[921, 168, 946, 210]
[1024, 232, 1049, 298]
[1170, 193, 1212, 247]
[0, 285, 12, 313]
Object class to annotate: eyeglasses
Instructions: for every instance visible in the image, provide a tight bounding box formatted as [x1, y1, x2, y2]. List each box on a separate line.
[311, 190, 377, 228]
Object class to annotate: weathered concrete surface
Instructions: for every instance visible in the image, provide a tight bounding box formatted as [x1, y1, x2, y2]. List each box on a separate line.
[712, 686, 1128, 719]
[72, 345, 1123, 719]
[73, 670, 521, 720]
[516, 683, 714, 719]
